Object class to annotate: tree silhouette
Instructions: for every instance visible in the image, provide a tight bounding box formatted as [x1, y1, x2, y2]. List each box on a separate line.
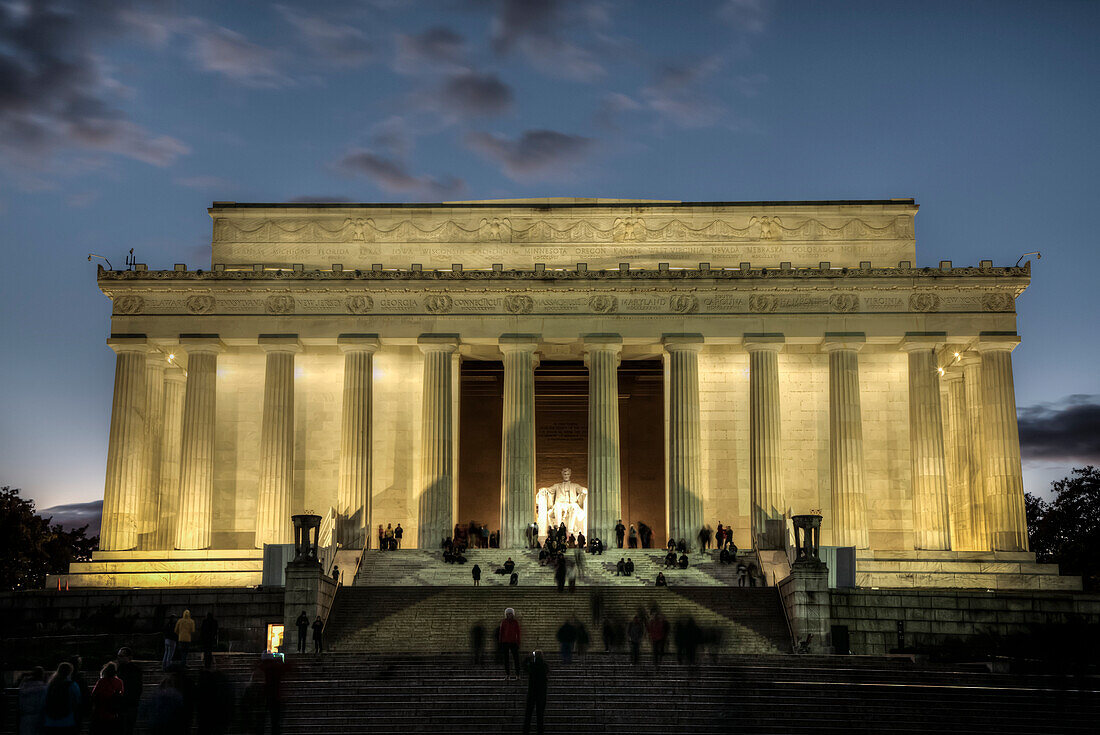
[1026, 467, 1100, 592]
[0, 486, 98, 590]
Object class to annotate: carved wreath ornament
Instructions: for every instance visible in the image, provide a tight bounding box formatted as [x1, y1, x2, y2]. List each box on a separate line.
[346, 295, 374, 314]
[909, 293, 940, 312]
[669, 294, 699, 314]
[503, 295, 534, 314]
[424, 295, 453, 314]
[265, 294, 295, 314]
[113, 295, 144, 314]
[981, 292, 1014, 312]
[748, 295, 778, 313]
[185, 295, 215, 314]
[588, 294, 618, 313]
[830, 294, 859, 313]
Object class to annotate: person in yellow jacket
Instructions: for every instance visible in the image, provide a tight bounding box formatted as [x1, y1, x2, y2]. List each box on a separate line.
[174, 610, 196, 666]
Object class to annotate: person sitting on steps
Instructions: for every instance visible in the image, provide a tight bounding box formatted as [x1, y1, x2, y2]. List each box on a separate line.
[624, 558, 635, 576]
[666, 538, 675, 552]
[503, 557, 515, 574]
[664, 550, 676, 569]
[655, 572, 667, 587]
[615, 558, 626, 576]
[678, 553, 689, 569]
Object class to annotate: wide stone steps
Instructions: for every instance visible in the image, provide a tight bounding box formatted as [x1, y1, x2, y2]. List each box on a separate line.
[353, 547, 756, 587]
[324, 586, 790, 654]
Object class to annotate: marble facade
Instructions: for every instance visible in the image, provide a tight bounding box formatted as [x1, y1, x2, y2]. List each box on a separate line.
[66, 198, 1064, 588]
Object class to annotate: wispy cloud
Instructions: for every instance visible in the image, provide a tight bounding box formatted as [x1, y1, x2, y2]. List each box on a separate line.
[175, 175, 235, 191]
[191, 25, 285, 87]
[394, 26, 466, 73]
[642, 57, 727, 128]
[278, 5, 372, 68]
[336, 148, 465, 198]
[489, 0, 608, 80]
[40, 500, 102, 537]
[465, 129, 593, 180]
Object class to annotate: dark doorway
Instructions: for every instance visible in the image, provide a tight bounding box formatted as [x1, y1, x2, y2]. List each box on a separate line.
[457, 359, 666, 545]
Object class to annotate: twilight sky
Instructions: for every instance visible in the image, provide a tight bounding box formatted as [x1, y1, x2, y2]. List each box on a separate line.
[1, 0, 1098, 518]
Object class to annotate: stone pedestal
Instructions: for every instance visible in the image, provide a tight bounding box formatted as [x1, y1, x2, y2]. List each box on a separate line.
[101, 337, 148, 551]
[584, 335, 623, 547]
[283, 563, 338, 651]
[778, 561, 831, 654]
[417, 336, 459, 549]
[500, 335, 539, 548]
[175, 338, 223, 550]
[337, 335, 379, 548]
[977, 336, 1028, 551]
[665, 335, 704, 547]
[824, 335, 869, 549]
[746, 336, 785, 549]
[901, 338, 952, 550]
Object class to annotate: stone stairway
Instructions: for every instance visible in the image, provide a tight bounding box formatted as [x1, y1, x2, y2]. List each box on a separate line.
[7, 653, 1096, 735]
[324, 586, 791, 654]
[354, 547, 761, 587]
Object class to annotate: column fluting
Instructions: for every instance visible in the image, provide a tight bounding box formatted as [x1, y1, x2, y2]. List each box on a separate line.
[747, 337, 785, 549]
[100, 337, 148, 551]
[824, 336, 869, 549]
[174, 339, 222, 550]
[665, 335, 704, 549]
[976, 337, 1029, 551]
[960, 353, 990, 549]
[138, 351, 167, 548]
[337, 335, 379, 549]
[417, 336, 459, 548]
[584, 335, 623, 548]
[155, 365, 186, 549]
[254, 337, 301, 548]
[902, 339, 952, 550]
[500, 336, 539, 548]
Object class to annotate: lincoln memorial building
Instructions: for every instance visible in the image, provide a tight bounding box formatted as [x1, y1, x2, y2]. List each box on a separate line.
[66, 198, 1071, 590]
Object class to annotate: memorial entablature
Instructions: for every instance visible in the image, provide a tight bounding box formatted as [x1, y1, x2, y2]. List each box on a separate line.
[63, 199, 1074, 591]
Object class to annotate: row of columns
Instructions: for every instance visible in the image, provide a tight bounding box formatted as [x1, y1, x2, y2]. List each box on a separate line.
[99, 331, 1030, 554]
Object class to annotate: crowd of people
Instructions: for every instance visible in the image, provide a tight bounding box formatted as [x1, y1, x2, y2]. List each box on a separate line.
[376, 522, 403, 551]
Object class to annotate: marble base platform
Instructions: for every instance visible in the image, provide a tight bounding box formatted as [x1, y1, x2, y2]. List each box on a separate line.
[855, 550, 1081, 591]
[49, 549, 265, 588]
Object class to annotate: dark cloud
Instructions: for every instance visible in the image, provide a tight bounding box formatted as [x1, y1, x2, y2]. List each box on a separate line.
[277, 5, 371, 68]
[336, 149, 465, 198]
[0, 1, 189, 170]
[395, 26, 465, 73]
[40, 500, 102, 538]
[488, 0, 607, 80]
[642, 57, 726, 128]
[438, 72, 514, 117]
[465, 129, 592, 180]
[1018, 395, 1100, 464]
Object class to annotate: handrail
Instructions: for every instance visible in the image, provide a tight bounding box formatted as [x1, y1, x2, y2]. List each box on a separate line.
[317, 507, 337, 576]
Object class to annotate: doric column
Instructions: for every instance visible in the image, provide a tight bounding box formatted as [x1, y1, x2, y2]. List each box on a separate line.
[824, 335, 869, 549]
[138, 351, 168, 548]
[901, 336, 952, 550]
[746, 335, 785, 549]
[664, 335, 704, 548]
[337, 335, 380, 549]
[584, 335, 623, 547]
[976, 336, 1028, 551]
[417, 335, 459, 548]
[942, 369, 981, 550]
[154, 365, 186, 549]
[960, 353, 990, 549]
[500, 335, 539, 548]
[254, 336, 301, 548]
[174, 337, 223, 550]
[100, 337, 148, 551]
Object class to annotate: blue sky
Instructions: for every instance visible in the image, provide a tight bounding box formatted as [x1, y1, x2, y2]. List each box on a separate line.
[1, 0, 1097, 514]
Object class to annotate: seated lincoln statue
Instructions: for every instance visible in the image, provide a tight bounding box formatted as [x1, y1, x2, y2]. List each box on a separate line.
[537, 468, 587, 538]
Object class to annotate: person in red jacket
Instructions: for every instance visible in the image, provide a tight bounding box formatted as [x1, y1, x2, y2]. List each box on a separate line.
[498, 608, 522, 679]
[89, 661, 125, 735]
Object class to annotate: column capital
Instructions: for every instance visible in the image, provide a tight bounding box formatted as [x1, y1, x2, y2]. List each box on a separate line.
[940, 368, 964, 383]
[822, 333, 865, 353]
[744, 334, 785, 353]
[338, 334, 381, 354]
[165, 365, 187, 383]
[258, 334, 302, 354]
[107, 335, 148, 354]
[974, 334, 1021, 353]
[179, 335, 224, 354]
[957, 350, 982, 368]
[582, 333, 623, 349]
[899, 333, 946, 353]
[146, 350, 170, 368]
[662, 334, 705, 353]
[498, 333, 541, 353]
[418, 334, 460, 353]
